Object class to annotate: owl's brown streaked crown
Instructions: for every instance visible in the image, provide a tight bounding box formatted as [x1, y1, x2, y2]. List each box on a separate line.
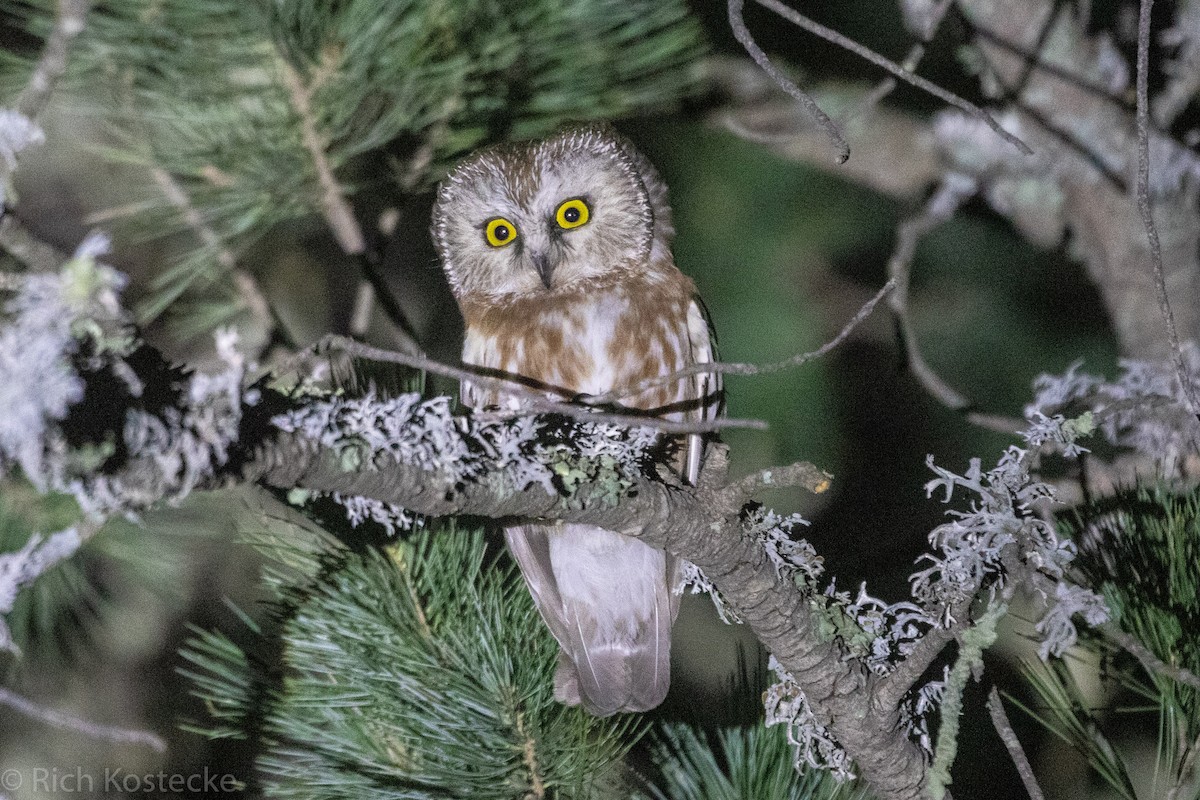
[432, 126, 672, 306]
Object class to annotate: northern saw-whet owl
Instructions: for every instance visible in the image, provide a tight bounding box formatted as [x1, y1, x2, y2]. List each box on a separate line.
[432, 125, 721, 716]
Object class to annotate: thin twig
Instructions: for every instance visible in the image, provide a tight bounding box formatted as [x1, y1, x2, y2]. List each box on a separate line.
[1103, 623, 1200, 692]
[888, 175, 976, 411]
[753, 0, 1033, 156]
[969, 19, 1132, 108]
[0, 687, 165, 752]
[149, 167, 277, 340]
[278, 60, 365, 256]
[842, 39, 931, 126]
[1134, 0, 1200, 420]
[587, 278, 896, 406]
[307, 335, 767, 435]
[853, 0, 953, 121]
[987, 686, 1046, 800]
[16, 0, 92, 122]
[728, 0, 850, 163]
[722, 461, 832, 502]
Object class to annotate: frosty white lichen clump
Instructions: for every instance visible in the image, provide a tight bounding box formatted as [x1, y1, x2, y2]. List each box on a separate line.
[900, 666, 948, 755]
[679, 560, 741, 624]
[913, 444, 1068, 611]
[272, 395, 659, 536]
[0, 241, 254, 520]
[1029, 350, 1200, 471]
[272, 394, 658, 503]
[764, 655, 855, 781]
[0, 235, 125, 490]
[748, 507, 823, 584]
[838, 585, 934, 675]
[334, 494, 418, 535]
[80, 331, 250, 518]
[1035, 581, 1109, 660]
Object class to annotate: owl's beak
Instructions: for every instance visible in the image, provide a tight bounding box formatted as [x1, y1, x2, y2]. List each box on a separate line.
[531, 251, 555, 290]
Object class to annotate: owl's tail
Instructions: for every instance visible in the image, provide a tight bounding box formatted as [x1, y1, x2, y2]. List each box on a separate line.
[553, 639, 670, 716]
[505, 524, 682, 717]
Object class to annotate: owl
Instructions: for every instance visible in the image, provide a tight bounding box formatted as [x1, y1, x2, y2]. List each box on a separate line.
[432, 125, 721, 716]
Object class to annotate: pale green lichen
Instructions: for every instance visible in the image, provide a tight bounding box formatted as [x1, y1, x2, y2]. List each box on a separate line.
[550, 453, 632, 510]
[926, 602, 1006, 800]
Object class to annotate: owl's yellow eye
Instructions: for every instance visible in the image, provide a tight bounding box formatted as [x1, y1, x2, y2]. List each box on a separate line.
[485, 217, 518, 248]
[555, 198, 590, 230]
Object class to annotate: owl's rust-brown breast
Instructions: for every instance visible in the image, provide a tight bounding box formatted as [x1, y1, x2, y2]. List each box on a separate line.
[460, 268, 698, 414]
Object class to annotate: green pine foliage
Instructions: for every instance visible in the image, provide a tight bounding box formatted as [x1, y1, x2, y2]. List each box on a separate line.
[1068, 484, 1200, 692]
[6, 0, 706, 332]
[182, 501, 639, 799]
[1013, 483, 1200, 799]
[641, 723, 868, 800]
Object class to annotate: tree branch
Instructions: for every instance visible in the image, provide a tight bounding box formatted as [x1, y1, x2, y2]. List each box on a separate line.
[244, 429, 930, 799]
[1134, 0, 1200, 419]
[278, 59, 365, 257]
[0, 686, 164, 753]
[727, 0, 850, 163]
[299, 335, 767, 434]
[16, 0, 92, 123]
[987, 686, 1045, 800]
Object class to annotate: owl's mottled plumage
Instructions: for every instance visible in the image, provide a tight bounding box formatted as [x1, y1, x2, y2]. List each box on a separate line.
[433, 125, 721, 716]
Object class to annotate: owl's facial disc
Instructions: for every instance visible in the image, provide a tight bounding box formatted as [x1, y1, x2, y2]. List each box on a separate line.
[433, 127, 654, 302]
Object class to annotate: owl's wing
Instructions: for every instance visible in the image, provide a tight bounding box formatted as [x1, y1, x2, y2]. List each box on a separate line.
[684, 295, 723, 486]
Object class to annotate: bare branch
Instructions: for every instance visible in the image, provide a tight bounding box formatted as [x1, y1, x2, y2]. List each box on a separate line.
[16, 0, 92, 122]
[727, 0, 850, 163]
[0, 687, 164, 753]
[721, 461, 832, 502]
[888, 175, 975, 412]
[278, 57, 421, 352]
[987, 687, 1046, 800]
[587, 278, 896, 406]
[753, 0, 1033, 155]
[1134, 0, 1200, 420]
[307, 335, 767, 434]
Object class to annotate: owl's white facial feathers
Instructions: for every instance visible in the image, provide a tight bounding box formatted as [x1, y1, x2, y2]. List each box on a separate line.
[433, 127, 658, 302]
